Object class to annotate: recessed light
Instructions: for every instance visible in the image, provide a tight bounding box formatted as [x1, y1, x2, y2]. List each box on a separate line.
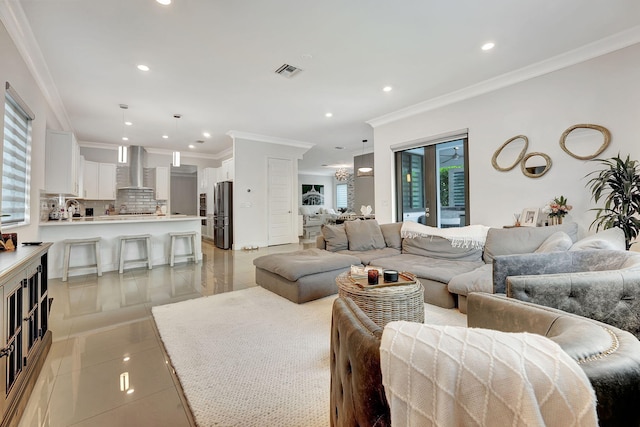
[122, 136, 129, 141]
[137, 64, 150, 71]
[162, 135, 169, 139]
[383, 86, 393, 92]
[123, 356, 130, 362]
[126, 389, 135, 394]
[124, 121, 132, 126]
[325, 112, 333, 118]
[203, 132, 211, 138]
[156, 0, 171, 4]
[481, 42, 495, 51]
[188, 144, 195, 149]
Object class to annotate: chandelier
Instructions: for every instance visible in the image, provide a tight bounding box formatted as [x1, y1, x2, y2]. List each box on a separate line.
[335, 168, 349, 181]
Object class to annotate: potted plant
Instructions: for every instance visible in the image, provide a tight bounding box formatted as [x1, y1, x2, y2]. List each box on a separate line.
[586, 154, 640, 250]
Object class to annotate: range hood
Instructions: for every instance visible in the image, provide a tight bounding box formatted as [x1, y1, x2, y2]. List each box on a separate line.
[117, 145, 153, 189]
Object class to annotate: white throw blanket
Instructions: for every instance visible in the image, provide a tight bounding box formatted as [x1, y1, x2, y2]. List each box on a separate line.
[401, 221, 490, 249]
[380, 322, 598, 427]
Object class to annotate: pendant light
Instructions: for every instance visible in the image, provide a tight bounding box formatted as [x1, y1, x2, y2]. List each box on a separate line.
[357, 139, 373, 175]
[172, 114, 181, 167]
[118, 104, 129, 163]
[335, 168, 349, 181]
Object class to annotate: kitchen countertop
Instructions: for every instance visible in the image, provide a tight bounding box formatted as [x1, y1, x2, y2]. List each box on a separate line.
[39, 214, 202, 226]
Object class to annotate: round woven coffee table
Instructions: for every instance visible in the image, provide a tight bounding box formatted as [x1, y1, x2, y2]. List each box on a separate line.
[335, 271, 425, 328]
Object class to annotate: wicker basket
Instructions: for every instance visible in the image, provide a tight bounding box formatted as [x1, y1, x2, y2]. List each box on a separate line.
[335, 271, 425, 328]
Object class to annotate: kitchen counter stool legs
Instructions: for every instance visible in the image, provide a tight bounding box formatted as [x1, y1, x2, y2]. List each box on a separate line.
[118, 234, 153, 274]
[62, 237, 103, 282]
[169, 231, 199, 267]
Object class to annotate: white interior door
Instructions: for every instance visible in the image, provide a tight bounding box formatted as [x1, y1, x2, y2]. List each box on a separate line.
[268, 158, 293, 246]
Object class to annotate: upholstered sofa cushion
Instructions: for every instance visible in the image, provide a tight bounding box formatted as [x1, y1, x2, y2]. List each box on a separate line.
[447, 263, 493, 296]
[483, 222, 579, 263]
[569, 227, 626, 251]
[337, 248, 401, 265]
[535, 231, 573, 253]
[402, 235, 483, 262]
[253, 248, 360, 281]
[344, 219, 386, 251]
[374, 254, 483, 284]
[321, 223, 348, 251]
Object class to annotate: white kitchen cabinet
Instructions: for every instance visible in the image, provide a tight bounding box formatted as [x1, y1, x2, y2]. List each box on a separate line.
[155, 166, 169, 200]
[82, 161, 116, 200]
[45, 130, 80, 195]
[98, 163, 116, 199]
[218, 158, 234, 182]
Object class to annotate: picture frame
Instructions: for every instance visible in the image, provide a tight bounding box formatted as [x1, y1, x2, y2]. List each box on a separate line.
[520, 208, 539, 227]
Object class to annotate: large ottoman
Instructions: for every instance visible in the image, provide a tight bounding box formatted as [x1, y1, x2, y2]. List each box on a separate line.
[253, 248, 360, 303]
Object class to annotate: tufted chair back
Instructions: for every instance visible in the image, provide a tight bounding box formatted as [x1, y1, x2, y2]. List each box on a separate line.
[330, 297, 390, 427]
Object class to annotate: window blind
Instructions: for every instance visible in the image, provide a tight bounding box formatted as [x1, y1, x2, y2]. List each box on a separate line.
[336, 184, 347, 209]
[2, 86, 32, 226]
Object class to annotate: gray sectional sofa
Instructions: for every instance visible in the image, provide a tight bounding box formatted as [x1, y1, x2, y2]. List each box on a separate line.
[317, 219, 588, 309]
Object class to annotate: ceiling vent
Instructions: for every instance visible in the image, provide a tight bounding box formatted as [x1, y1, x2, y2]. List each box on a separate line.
[195, 140, 205, 144]
[275, 63, 303, 78]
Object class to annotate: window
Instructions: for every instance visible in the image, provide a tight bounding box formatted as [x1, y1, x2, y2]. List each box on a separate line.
[336, 184, 347, 209]
[2, 83, 33, 227]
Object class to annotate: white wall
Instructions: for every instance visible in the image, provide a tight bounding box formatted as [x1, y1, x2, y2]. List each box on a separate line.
[233, 138, 309, 249]
[298, 174, 334, 212]
[373, 43, 640, 238]
[0, 21, 62, 242]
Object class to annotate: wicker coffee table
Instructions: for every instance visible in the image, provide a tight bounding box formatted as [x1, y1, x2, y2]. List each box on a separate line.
[335, 270, 425, 328]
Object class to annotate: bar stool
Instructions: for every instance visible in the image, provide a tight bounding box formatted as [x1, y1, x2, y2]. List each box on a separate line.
[169, 231, 199, 267]
[62, 237, 102, 282]
[118, 234, 153, 274]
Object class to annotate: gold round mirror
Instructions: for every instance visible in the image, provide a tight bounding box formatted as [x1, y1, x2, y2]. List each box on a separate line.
[559, 124, 611, 160]
[491, 135, 529, 171]
[521, 152, 552, 178]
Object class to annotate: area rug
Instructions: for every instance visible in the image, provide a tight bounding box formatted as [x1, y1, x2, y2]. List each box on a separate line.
[151, 286, 466, 427]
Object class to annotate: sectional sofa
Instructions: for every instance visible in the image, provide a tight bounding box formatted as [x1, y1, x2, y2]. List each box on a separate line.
[317, 219, 598, 309]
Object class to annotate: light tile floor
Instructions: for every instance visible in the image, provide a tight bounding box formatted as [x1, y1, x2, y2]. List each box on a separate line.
[18, 240, 308, 427]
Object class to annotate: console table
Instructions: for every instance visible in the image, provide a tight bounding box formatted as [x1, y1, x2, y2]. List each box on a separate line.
[0, 243, 52, 427]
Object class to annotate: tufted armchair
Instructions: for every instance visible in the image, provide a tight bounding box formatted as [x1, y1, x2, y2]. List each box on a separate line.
[493, 249, 640, 338]
[330, 294, 640, 427]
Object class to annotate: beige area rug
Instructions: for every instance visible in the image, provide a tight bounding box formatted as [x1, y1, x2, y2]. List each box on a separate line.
[151, 286, 466, 427]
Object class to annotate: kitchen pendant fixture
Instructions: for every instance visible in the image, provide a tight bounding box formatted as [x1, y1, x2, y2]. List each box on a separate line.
[118, 145, 128, 163]
[172, 114, 181, 167]
[335, 168, 349, 181]
[118, 104, 129, 163]
[357, 139, 373, 176]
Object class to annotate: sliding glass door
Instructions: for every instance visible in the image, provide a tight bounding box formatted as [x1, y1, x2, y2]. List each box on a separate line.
[395, 136, 468, 227]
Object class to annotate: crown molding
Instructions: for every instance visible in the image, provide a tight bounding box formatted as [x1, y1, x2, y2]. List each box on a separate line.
[79, 141, 221, 160]
[226, 130, 314, 150]
[367, 25, 640, 128]
[0, 0, 72, 131]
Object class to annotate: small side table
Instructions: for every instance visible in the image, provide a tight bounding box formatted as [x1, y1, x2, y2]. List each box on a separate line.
[335, 271, 425, 328]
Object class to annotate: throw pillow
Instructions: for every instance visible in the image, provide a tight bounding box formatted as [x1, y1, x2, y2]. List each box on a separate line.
[535, 231, 573, 253]
[321, 224, 348, 251]
[344, 219, 386, 251]
[299, 206, 312, 216]
[570, 227, 626, 251]
[380, 223, 402, 250]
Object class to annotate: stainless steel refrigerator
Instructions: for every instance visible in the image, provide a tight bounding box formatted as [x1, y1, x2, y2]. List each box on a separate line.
[214, 181, 233, 249]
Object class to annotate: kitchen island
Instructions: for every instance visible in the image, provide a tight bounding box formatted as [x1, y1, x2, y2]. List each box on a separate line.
[39, 215, 203, 279]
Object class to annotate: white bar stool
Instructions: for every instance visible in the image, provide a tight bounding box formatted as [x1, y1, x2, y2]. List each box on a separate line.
[62, 237, 102, 282]
[118, 234, 153, 274]
[169, 231, 199, 267]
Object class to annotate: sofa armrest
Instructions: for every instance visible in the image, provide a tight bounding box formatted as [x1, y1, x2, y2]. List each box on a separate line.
[507, 270, 640, 339]
[492, 252, 574, 294]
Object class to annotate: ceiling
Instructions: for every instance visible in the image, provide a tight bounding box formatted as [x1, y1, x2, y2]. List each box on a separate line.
[7, 0, 640, 175]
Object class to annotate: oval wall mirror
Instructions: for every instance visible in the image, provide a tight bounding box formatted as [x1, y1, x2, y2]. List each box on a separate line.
[491, 135, 528, 172]
[521, 152, 552, 178]
[559, 124, 611, 160]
